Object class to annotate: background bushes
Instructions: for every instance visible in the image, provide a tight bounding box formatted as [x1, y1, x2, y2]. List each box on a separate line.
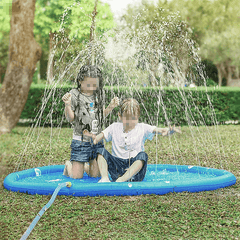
[20, 85, 240, 127]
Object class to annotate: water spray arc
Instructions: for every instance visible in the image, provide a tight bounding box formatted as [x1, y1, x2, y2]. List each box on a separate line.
[88, 0, 98, 66]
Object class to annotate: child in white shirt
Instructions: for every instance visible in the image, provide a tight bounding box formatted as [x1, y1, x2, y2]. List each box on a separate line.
[93, 98, 181, 182]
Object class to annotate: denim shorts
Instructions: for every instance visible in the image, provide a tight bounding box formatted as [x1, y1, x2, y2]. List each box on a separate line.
[70, 139, 104, 163]
[96, 149, 148, 182]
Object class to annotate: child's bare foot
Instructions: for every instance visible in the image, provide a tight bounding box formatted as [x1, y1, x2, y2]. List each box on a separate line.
[98, 178, 111, 183]
[168, 125, 182, 135]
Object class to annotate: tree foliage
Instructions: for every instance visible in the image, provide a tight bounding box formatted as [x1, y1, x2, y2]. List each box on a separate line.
[33, 0, 115, 81]
[0, 0, 11, 82]
[156, 0, 240, 86]
[0, 0, 115, 81]
[121, 1, 199, 87]
[1, 0, 239, 86]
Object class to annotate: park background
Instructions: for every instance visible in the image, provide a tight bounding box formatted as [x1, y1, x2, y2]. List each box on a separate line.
[0, 0, 240, 239]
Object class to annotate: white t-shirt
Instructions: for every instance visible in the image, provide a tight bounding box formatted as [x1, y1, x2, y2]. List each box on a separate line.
[102, 122, 156, 159]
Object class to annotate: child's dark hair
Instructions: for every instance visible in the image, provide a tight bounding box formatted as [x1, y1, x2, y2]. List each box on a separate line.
[76, 65, 104, 132]
[76, 65, 103, 87]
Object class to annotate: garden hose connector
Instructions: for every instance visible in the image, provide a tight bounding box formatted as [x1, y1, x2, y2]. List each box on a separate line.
[66, 182, 72, 188]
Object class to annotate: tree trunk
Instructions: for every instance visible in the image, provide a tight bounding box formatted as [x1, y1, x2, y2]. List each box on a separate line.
[236, 67, 240, 79]
[224, 60, 233, 86]
[226, 63, 232, 86]
[216, 63, 223, 87]
[0, 0, 42, 134]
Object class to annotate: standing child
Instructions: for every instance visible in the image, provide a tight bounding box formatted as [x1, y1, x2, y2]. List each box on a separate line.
[62, 65, 119, 179]
[93, 98, 181, 182]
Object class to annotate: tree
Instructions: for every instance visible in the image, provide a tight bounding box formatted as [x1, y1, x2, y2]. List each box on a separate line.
[0, 0, 42, 134]
[159, 0, 240, 86]
[33, 0, 115, 83]
[200, 27, 240, 86]
[121, 1, 198, 87]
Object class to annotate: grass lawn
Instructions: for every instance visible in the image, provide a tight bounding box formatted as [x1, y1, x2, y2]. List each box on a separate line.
[0, 124, 239, 239]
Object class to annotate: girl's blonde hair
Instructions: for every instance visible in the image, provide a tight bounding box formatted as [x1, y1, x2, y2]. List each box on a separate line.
[119, 98, 140, 117]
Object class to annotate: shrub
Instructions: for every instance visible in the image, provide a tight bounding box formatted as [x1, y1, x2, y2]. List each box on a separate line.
[20, 85, 240, 126]
[206, 78, 217, 87]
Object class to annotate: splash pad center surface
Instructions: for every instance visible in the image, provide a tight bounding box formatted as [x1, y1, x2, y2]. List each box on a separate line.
[4, 164, 236, 197]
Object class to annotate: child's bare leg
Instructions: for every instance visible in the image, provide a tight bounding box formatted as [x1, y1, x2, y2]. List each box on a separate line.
[88, 159, 100, 178]
[63, 161, 73, 177]
[72, 161, 84, 179]
[84, 163, 90, 175]
[116, 160, 144, 182]
[97, 154, 110, 182]
[65, 161, 99, 178]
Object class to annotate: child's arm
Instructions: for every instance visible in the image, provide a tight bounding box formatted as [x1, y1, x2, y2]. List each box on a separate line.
[93, 132, 105, 145]
[103, 97, 119, 118]
[153, 127, 169, 136]
[153, 126, 182, 136]
[62, 93, 74, 122]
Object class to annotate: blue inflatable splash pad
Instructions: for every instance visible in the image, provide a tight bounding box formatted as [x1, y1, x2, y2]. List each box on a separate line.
[4, 164, 236, 197]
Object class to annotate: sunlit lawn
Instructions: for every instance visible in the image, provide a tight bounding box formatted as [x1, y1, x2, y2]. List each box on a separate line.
[0, 124, 239, 239]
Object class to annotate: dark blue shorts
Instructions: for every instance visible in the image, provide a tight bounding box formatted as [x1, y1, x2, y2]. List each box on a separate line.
[96, 149, 148, 182]
[70, 139, 104, 163]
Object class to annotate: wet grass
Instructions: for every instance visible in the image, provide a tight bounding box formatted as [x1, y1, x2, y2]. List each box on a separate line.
[0, 124, 239, 239]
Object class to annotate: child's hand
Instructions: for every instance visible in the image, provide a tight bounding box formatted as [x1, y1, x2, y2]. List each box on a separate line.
[110, 97, 120, 109]
[173, 126, 182, 134]
[91, 134, 96, 141]
[93, 132, 104, 145]
[83, 129, 96, 141]
[62, 93, 71, 105]
[161, 128, 169, 136]
[167, 125, 182, 136]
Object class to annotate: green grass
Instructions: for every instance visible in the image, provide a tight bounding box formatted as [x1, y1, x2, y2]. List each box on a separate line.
[0, 125, 239, 239]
